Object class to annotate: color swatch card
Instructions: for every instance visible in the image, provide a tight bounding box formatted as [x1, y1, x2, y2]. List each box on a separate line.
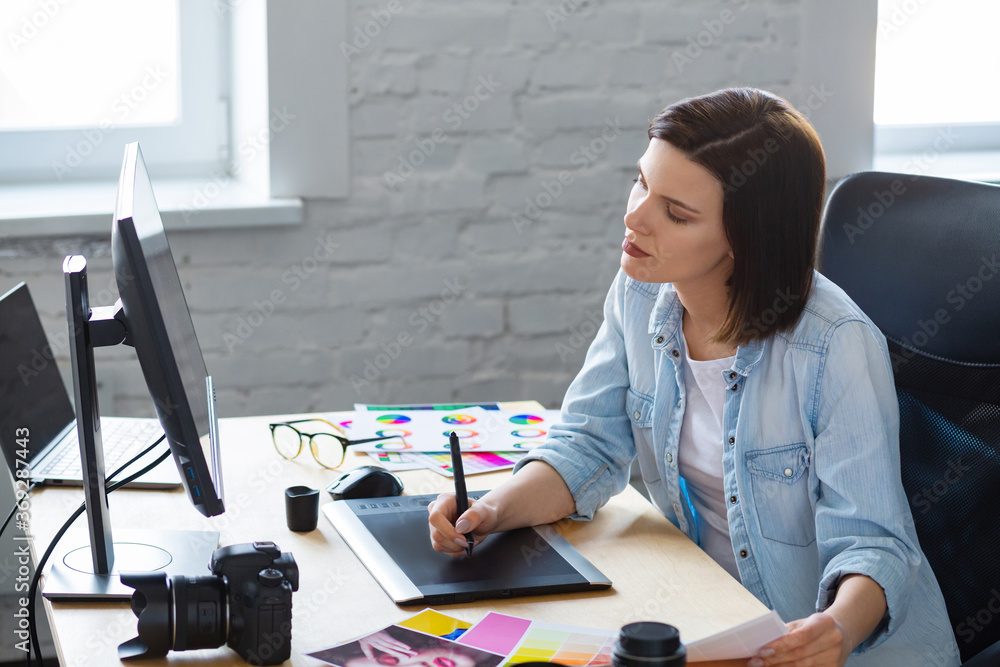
[396, 608, 472, 641]
[402, 451, 529, 477]
[356, 402, 501, 411]
[351, 408, 563, 453]
[459, 613, 614, 666]
[363, 450, 426, 472]
[684, 609, 787, 661]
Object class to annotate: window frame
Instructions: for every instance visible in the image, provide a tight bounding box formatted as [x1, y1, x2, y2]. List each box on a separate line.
[871, 1, 1000, 180]
[0, 0, 349, 236]
[0, 0, 228, 184]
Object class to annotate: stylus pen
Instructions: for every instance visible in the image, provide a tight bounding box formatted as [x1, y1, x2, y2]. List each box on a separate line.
[449, 431, 474, 557]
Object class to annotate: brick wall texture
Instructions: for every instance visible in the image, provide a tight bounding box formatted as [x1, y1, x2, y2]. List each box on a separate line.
[0, 0, 807, 418]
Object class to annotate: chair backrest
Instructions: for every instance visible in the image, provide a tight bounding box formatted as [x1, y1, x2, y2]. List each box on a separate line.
[819, 171, 1000, 663]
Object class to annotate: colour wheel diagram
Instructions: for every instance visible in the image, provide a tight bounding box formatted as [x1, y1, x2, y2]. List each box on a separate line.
[441, 414, 477, 425]
[443, 429, 480, 439]
[374, 430, 412, 449]
[376, 414, 412, 425]
[513, 441, 544, 449]
[510, 428, 546, 439]
[508, 414, 544, 425]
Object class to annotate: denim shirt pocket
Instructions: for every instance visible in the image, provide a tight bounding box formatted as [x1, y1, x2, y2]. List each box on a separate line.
[745, 443, 816, 547]
[626, 388, 661, 485]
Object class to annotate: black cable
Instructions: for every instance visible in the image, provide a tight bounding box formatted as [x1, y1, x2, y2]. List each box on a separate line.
[1, 481, 37, 541]
[25, 436, 168, 667]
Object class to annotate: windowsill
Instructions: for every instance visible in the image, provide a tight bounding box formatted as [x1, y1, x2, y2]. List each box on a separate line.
[873, 150, 1000, 184]
[0, 178, 303, 239]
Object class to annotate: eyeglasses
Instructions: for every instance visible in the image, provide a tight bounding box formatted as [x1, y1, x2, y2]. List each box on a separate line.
[268, 419, 404, 469]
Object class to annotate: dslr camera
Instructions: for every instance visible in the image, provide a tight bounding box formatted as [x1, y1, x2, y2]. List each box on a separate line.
[119, 541, 299, 665]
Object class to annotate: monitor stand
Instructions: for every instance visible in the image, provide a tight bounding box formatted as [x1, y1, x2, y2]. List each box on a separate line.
[42, 256, 218, 600]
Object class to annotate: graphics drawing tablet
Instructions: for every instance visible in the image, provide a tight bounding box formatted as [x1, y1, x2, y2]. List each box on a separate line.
[322, 491, 612, 605]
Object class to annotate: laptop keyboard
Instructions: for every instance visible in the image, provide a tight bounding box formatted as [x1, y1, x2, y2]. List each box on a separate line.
[37, 420, 164, 478]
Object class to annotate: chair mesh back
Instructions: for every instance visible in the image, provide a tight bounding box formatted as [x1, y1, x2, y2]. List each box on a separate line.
[890, 340, 1000, 662]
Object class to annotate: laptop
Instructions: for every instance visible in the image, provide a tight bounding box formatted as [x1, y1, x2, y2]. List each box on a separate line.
[0, 282, 180, 488]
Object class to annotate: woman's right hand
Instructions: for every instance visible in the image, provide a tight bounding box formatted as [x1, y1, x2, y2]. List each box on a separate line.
[427, 492, 501, 557]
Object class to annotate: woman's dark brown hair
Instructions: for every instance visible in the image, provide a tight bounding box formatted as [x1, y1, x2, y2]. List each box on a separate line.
[648, 87, 826, 346]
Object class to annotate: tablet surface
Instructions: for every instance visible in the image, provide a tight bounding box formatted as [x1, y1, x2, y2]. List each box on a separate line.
[323, 492, 612, 605]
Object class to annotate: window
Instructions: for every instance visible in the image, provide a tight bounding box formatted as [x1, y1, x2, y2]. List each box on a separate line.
[0, 0, 227, 183]
[874, 0, 1000, 178]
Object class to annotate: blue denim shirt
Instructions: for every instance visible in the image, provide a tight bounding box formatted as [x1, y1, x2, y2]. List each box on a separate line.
[518, 270, 959, 665]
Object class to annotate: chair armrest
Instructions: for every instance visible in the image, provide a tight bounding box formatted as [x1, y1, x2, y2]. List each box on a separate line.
[963, 639, 1000, 666]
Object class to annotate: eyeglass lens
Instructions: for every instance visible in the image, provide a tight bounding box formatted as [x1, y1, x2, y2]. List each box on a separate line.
[272, 424, 303, 459]
[309, 432, 347, 468]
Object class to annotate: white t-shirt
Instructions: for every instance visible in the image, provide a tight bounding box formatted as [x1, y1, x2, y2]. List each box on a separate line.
[677, 349, 740, 581]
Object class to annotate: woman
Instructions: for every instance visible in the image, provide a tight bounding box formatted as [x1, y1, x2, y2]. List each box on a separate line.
[428, 88, 960, 667]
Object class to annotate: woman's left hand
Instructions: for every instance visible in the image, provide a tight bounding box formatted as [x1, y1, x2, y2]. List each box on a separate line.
[747, 612, 851, 667]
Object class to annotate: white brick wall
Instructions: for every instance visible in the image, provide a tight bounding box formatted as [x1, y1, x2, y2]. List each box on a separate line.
[0, 0, 806, 418]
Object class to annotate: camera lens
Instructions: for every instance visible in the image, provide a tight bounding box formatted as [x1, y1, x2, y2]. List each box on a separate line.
[171, 576, 228, 650]
[119, 572, 228, 659]
[612, 622, 685, 666]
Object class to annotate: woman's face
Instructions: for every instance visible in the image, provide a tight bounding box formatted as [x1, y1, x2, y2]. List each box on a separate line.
[621, 138, 732, 286]
[347, 648, 477, 667]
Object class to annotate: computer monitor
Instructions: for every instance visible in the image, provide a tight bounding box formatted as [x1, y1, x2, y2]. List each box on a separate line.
[44, 143, 224, 599]
[112, 142, 224, 516]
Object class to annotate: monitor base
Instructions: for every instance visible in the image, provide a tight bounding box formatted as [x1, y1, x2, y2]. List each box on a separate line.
[42, 529, 219, 600]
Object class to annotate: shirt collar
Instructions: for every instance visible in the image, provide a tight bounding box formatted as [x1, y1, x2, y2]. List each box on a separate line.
[647, 282, 767, 376]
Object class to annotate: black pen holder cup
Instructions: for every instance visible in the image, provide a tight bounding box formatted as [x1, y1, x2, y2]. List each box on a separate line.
[612, 622, 686, 667]
[284, 485, 320, 532]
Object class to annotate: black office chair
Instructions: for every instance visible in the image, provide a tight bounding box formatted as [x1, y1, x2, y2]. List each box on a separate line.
[819, 171, 1000, 665]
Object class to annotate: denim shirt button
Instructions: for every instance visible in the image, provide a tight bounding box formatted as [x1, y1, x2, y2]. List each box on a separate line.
[729, 495, 737, 504]
[731, 384, 739, 392]
[729, 371, 737, 380]
[728, 436, 735, 445]
[783, 467, 794, 477]
[671, 349, 679, 357]
[633, 410, 641, 420]
[666, 453, 673, 463]
[672, 502, 681, 513]
[739, 549, 748, 558]
[655, 336, 665, 345]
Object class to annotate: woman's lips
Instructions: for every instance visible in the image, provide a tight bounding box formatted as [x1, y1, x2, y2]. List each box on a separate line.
[432, 658, 455, 667]
[622, 238, 650, 258]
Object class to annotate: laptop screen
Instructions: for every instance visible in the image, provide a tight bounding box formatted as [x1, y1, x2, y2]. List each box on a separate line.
[0, 283, 76, 474]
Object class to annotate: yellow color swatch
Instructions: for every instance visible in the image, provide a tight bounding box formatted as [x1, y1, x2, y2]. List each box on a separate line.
[398, 609, 472, 638]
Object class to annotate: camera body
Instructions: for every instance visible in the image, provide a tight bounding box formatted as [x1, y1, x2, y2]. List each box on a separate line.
[212, 541, 299, 664]
[119, 541, 299, 666]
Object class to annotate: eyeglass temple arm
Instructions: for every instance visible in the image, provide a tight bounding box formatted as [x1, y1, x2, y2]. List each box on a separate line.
[272, 418, 347, 435]
[344, 435, 406, 447]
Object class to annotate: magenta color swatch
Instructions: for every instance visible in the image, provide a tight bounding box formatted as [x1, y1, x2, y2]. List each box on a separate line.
[458, 613, 533, 655]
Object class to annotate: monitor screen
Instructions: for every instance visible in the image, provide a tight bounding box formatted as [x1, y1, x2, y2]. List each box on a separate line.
[0, 283, 77, 470]
[112, 143, 224, 516]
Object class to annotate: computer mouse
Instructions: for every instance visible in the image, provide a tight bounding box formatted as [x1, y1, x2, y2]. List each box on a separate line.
[325, 465, 404, 500]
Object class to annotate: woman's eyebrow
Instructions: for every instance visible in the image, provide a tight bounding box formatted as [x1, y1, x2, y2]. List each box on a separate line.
[636, 161, 702, 215]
